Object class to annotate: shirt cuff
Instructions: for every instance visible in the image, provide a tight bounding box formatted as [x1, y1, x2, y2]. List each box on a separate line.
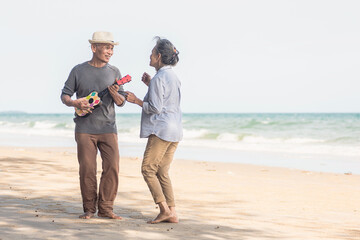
[142, 101, 150, 114]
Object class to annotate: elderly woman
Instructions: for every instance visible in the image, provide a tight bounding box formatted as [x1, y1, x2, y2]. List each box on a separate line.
[126, 37, 182, 224]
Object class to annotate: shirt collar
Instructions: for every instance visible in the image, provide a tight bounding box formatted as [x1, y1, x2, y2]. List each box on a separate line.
[158, 65, 171, 72]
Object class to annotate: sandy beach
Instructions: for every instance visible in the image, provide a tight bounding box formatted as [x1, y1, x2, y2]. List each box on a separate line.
[0, 146, 359, 240]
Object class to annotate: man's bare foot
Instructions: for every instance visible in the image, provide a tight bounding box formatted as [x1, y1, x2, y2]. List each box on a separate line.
[79, 212, 94, 219]
[97, 212, 122, 220]
[147, 211, 173, 224]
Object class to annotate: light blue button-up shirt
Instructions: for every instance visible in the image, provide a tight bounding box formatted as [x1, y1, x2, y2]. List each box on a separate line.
[140, 66, 183, 142]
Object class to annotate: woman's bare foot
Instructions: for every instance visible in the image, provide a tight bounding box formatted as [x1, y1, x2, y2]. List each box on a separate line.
[166, 215, 179, 223]
[166, 206, 179, 223]
[79, 212, 94, 219]
[97, 212, 122, 220]
[147, 211, 173, 224]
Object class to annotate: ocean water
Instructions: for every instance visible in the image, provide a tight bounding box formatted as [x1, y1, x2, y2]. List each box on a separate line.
[0, 112, 359, 174]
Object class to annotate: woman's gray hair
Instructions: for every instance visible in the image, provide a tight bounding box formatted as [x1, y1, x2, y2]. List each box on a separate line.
[154, 37, 179, 66]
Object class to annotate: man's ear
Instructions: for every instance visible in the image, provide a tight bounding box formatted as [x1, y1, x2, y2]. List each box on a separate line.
[91, 44, 97, 53]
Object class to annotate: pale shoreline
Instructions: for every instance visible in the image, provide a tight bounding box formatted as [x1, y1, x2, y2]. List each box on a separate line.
[0, 146, 359, 239]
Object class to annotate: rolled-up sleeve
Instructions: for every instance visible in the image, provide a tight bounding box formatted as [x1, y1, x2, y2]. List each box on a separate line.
[143, 77, 164, 115]
[61, 67, 77, 97]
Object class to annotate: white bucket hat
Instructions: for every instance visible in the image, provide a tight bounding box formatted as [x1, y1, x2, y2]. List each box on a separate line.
[88, 31, 119, 45]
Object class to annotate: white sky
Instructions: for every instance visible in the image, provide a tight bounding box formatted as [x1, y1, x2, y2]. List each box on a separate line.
[1, 0, 359, 113]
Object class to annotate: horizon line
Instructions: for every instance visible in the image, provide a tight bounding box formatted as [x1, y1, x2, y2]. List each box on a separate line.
[1, 111, 360, 115]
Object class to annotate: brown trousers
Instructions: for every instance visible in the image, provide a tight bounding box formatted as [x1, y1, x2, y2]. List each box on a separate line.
[142, 135, 178, 207]
[75, 133, 119, 214]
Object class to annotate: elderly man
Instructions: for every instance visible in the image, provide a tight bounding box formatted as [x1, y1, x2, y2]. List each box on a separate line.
[61, 31, 125, 219]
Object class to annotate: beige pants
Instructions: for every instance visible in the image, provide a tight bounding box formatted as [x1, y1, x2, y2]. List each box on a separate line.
[75, 133, 119, 215]
[142, 135, 179, 207]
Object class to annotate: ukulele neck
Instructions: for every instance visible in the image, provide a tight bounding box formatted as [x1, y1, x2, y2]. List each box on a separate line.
[98, 75, 131, 98]
[98, 86, 127, 99]
[98, 88, 110, 99]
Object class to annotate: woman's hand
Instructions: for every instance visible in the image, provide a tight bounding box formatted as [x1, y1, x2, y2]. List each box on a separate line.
[125, 91, 143, 107]
[125, 91, 137, 103]
[142, 72, 151, 86]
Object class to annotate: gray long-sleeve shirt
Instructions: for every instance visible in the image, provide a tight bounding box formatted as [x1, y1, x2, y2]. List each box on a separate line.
[140, 66, 183, 142]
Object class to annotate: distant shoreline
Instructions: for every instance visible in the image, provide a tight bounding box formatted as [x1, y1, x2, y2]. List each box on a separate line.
[1, 111, 360, 115]
[1, 112, 359, 175]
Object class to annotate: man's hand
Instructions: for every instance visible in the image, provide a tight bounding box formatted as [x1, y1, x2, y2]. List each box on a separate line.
[61, 94, 93, 113]
[108, 84, 120, 95]
[73, 98, 93, 113]
[108, 81, 125, 106]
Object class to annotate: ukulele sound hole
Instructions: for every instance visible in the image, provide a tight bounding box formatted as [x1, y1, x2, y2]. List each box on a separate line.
[89, 98, 94, 104]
